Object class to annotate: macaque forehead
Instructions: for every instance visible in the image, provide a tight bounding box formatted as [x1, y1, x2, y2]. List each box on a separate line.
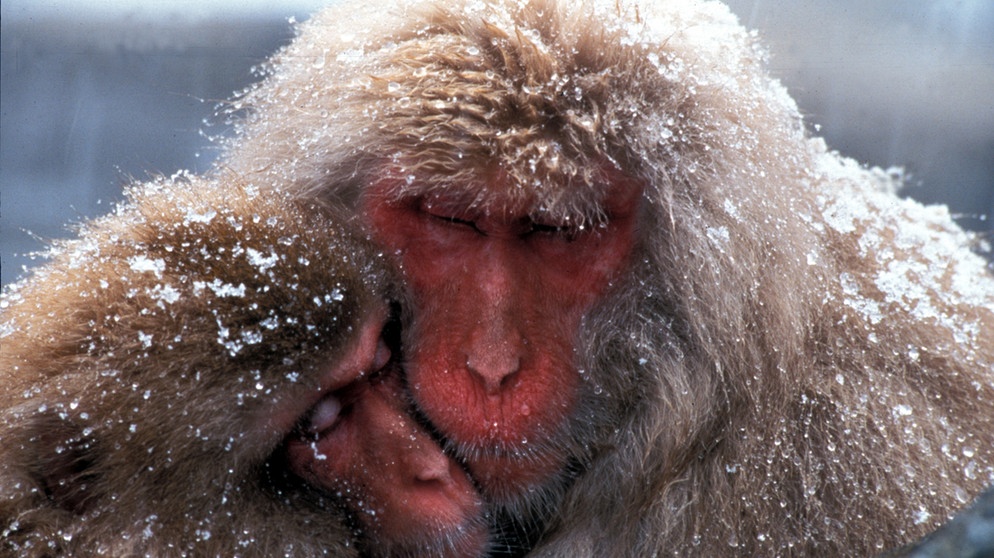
[371, 158, 636, 226]
[350, 2, 656, 224]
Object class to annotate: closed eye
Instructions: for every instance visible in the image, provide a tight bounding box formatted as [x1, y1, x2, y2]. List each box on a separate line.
[427, 211, 481, 233]
[435, 214, 473, 226]
[529, 222, 584, 241]
[531, 223, 569, 234]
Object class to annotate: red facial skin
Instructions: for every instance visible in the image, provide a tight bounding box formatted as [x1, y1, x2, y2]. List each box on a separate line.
[362, 168, 642, 500]
[285, 347, 487, 557]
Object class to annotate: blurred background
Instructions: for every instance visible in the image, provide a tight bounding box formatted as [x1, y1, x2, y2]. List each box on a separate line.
[2, 0, 993, 286]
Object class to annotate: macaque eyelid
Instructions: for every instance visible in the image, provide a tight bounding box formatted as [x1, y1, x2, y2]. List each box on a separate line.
[422, 208, 482, 233]
[432, 213, 476, 228]
[372, 337, 392, 372]
[304, 394, 344, 436]
[530, 208, 617, 237]
[528, 221, 584, 240]
[530, 222, 569, 233]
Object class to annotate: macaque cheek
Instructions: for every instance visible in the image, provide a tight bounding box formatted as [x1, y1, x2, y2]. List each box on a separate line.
[360, 383, 485, 538]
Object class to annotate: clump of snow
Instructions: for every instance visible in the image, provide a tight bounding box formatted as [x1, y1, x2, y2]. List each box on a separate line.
[149, 284, 181, 305]
[706, 225, 730, 249]
[183, 208, 217, 225]
[246, 247, 279, 273]
[128, 255, 166, 278]
[193, 279, 247, 298]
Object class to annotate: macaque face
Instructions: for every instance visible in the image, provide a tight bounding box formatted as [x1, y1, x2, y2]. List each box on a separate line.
[285, 323, 487, 556]
[363, 167, 642, 500]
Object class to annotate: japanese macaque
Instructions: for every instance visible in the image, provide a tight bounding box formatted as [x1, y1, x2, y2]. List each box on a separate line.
[213, 0, 994, 555]
[0, 175, 487, 557]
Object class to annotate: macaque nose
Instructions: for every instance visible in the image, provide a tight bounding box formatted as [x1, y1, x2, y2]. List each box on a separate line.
[465, 251, 525, 395]
[412, 445, 456, 485]
[466, 344, 522, 395]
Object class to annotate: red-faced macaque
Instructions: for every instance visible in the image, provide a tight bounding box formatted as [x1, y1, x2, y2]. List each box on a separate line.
[215, 0, 994, 555]
[0, 174, 487, 557]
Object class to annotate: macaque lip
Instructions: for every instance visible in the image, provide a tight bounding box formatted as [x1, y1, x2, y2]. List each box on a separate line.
[442, 431, 568, 499]
[358, 464, 489, 558]
[467, 451, 565, 501]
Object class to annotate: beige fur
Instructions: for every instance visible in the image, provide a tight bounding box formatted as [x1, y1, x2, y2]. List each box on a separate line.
[0, 175, 386, 556]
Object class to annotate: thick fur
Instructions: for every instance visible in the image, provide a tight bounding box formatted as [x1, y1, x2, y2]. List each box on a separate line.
[218, 0, 994, 556]
[0, 174, 388, 556]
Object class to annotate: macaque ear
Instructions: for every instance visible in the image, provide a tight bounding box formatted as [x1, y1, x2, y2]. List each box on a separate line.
[26, 411, 100, 514]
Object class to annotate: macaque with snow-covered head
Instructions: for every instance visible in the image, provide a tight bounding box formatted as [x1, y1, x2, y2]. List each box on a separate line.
[0, 175, 487, 558]
[221, 0, 994, 554]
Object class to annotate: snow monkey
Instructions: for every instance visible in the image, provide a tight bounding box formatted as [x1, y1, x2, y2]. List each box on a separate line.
[4, 0, 994, 556]
[0, 175, 488, 557]
[216, 0, 994, 555]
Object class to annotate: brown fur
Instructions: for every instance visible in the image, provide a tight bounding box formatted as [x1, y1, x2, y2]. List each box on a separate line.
[0, 174, 389, 556]
[218, 0, 994, 555]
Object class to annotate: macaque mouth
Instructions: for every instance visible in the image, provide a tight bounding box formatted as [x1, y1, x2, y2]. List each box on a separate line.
[450, 434, 553, 462]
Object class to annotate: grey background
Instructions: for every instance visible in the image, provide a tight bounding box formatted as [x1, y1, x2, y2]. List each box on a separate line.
[3, 0, 993, 286]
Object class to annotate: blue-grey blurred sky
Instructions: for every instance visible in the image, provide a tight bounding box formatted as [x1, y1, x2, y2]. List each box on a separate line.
[2, 0, 993, 285]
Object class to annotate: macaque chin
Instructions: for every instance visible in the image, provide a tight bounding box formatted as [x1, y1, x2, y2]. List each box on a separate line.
[0, 175, 487, 558]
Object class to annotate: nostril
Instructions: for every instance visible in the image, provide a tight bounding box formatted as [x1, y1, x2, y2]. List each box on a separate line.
[415, 467, 451, 485]
[412, 444, 454, 484]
